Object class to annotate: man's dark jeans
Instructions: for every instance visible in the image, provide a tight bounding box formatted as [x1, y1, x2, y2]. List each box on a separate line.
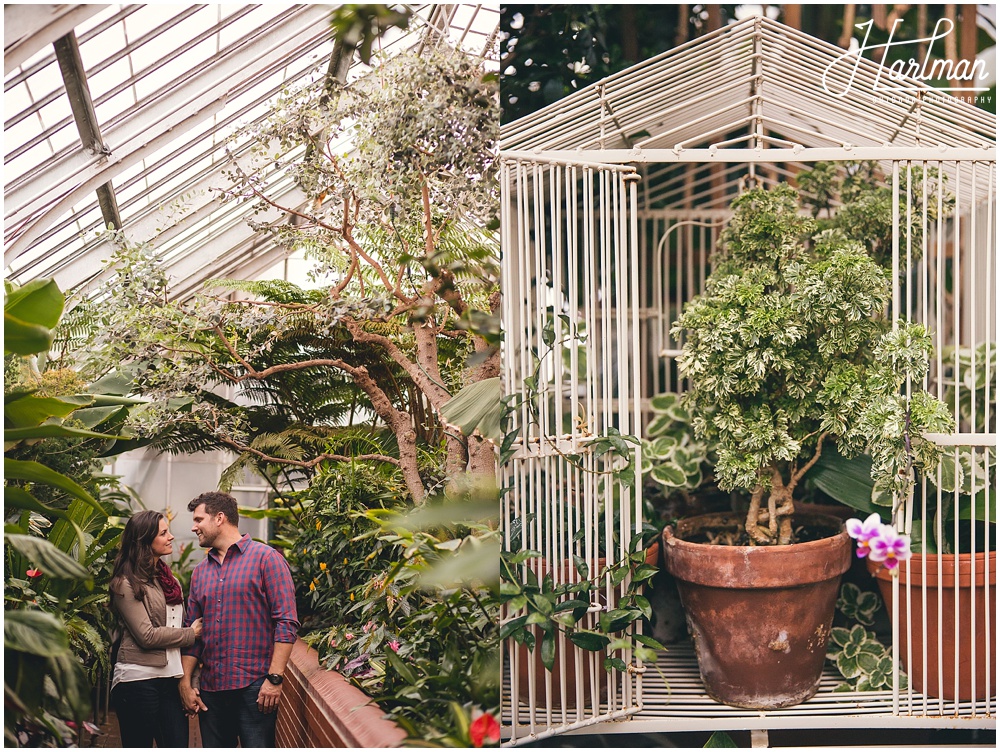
[111, 677, 189, 747]
[198, 677, 276, 748]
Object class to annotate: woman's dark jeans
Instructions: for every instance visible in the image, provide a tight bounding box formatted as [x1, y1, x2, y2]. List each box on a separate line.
[198, 677, 276, 748]
[111, 677, 188, 747]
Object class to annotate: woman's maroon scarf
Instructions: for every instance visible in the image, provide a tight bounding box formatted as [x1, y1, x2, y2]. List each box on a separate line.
[155, 559, 183, 605]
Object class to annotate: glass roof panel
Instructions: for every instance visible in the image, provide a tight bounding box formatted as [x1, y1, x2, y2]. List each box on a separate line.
[5, 4, 501, 294]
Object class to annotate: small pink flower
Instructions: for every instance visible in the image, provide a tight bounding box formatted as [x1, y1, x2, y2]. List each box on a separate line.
[388, 640, 400, 652]
[344, 632, 354, 640]
[845, 513, 883, 558]
[868, 526, 912, 570]
[25, 568, 42, 578]
[363, 621, 376, 633]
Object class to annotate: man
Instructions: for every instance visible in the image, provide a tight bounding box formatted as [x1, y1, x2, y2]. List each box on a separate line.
[179, 491, 299, 748]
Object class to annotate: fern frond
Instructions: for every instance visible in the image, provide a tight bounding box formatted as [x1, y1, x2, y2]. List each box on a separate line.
[249, 432, 307, 460]
[219, 453, 254, 493]
[205, 278, 325, 305]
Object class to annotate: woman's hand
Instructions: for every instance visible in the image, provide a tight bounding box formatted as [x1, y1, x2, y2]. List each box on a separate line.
[191, 617, 203, 638]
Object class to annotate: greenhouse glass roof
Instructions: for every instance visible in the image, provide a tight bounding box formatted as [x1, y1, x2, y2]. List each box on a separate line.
[4, 3, 500, 298]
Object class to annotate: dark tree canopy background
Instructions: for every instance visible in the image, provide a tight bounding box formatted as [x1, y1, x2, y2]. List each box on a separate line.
[500, 5, 995, 124]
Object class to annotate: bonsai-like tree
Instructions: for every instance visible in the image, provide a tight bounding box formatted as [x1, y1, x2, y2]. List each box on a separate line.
[76, 45, 499, 504]
[673, 184, 952, 546]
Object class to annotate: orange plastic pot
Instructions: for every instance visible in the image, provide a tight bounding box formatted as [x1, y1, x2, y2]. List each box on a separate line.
[868, 550, 996, 701]
[663, 512, 851, 709]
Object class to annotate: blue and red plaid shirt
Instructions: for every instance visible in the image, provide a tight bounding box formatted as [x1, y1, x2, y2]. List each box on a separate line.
[182, 534, 299, 691]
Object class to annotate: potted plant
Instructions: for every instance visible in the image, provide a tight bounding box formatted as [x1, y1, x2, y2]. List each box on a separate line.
[662, 183, 952, 709]
[826, 341, 997, 702]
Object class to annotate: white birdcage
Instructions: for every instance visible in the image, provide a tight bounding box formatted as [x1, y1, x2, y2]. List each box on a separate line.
[500, 16, 995, 745]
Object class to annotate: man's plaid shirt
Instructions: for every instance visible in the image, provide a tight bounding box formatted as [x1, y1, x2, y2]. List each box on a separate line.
[183, 534, 299, 691]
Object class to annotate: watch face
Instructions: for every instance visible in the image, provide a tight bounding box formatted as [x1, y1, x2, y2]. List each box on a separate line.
[267, 673, 283, 685]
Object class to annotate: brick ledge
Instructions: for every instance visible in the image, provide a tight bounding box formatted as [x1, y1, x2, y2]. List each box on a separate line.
[276, 639, 407, 748]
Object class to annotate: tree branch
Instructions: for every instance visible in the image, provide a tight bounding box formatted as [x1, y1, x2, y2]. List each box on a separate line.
[216, 434, 401, 470]
[342, 317, 452, 407]
[789, 431, 828, 489]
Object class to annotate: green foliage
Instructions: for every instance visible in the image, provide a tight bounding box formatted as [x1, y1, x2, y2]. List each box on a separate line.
[642, 392, 710, 493]
[835, 582, 880, 627]
[274, 466, 499, 744]
[827, 624, 905, 692]
[826, 583, 905, 694]
[940, 343, 996, 434]
[440, 377, 502, 444]
[675, 186, 886, 494]
[4, 279, 64, 355]
[798, 161, 954, 268]
[498, 536, 663, 674]
[704, 731, 738, 748]
[4, 280, 135, 747]
[674, 184, 952, 545]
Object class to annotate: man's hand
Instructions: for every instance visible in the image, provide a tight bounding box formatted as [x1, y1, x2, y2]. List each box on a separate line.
[180, 681, 207, 716]
[257, 679, 282, 713]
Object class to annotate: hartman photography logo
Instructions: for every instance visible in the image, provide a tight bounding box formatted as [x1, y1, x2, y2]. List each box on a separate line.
[822, 18, 992, 104]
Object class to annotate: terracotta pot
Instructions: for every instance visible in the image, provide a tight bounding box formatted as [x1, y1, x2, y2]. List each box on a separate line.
[868, 550, 996, 701]
[513, 558, 614, 709]
[663, 512, 851, 709]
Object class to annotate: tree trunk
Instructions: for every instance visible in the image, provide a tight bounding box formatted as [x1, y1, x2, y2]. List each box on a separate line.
[745, 466, 795, 545]
[783, 5, 801, 30]
[675, 5, 689, 46]
[838, 5, 856, 49]
[467, 435, 497, 478]
[706, 5, 722, 33]
[944, 5, 959, 89]
[959, 5, 978, 91]
[621, 5, 638, 64]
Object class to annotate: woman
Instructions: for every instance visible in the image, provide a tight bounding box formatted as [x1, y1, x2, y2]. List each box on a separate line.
[110, 510, 202, 747]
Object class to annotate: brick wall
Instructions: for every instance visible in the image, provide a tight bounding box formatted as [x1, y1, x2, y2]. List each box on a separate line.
[276, 639, 407, 748]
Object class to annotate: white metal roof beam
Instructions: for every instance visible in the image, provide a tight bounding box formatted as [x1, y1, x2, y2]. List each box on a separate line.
[4, 5, 140, 91]
[4, 4, 108, 75]
[5, 4, 319, 202]
[4, 4, 334, 266]
[6, 5, 210, 134]
[18, 30, 335, 276]
[52, 31, 122, 233]
[502, 147, 996, 164]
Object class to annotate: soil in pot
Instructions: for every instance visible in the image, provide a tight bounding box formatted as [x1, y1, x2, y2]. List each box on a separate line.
[663, 512, 851, 710]
[868, 550, 996, 701]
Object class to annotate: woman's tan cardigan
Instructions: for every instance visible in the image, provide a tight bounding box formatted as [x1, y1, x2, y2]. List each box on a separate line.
[110, 577, 197, 668]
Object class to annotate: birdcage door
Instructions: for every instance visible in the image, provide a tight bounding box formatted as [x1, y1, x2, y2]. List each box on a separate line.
[499, 157, 645, 745]
[889, 158, 996, 717]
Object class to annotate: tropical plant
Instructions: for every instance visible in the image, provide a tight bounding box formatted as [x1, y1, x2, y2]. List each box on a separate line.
[797, 160, 953, 268]
[641, 392, 712, 498]
[266, 465, 500, 745]
[673, 184, 953, 546]
[4, 280, 139, 747]
[71, 42, 500, 504]
[813, 343, 997, 556]
[824, 581, 905, 693]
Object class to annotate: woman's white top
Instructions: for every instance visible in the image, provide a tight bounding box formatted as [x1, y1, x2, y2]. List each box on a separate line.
[111, 602, 184, 689]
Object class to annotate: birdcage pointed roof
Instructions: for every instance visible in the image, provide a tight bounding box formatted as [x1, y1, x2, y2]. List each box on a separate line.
[501, 16, 995, 154]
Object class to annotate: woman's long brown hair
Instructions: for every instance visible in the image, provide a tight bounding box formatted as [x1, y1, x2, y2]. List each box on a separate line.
[110, 510, 164, 601]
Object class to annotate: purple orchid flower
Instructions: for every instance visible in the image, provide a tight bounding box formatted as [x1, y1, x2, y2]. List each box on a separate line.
[845, 512, 883, 558]
[868, 526, 912, 570]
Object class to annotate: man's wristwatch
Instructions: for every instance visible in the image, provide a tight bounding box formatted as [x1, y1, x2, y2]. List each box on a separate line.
[266, 673, 284, 686]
